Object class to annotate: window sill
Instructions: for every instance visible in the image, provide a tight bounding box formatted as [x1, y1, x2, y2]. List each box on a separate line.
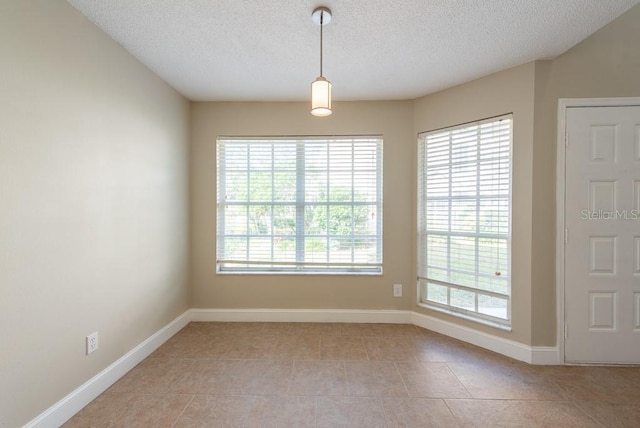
[417, 302, 512, 332]
[217, 269, 383, 276]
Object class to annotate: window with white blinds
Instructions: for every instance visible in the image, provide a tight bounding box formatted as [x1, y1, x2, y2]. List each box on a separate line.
[217, 136, 383, 274]
[417, 115, 512, 324]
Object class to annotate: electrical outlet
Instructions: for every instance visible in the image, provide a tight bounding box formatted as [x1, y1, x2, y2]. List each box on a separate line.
[86, 332, 98, 355]
[393, 283, 403, 297]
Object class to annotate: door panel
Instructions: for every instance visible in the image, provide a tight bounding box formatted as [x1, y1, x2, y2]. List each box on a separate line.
[565, 105, 640, 364]
[634, 293, 640, 329]
[588, 291, 616, 330]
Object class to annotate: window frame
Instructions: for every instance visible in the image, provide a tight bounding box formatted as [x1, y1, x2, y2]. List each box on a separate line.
[417, 115, 513, 327]
[216, 135, 383, 275]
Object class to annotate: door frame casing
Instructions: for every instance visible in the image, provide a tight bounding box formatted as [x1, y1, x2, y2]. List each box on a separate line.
[556, 97, 640, 364]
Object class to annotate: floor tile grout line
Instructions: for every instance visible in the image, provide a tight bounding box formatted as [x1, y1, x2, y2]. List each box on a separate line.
[442, 398, 464, 428]
[342, 360, 349, 398]
[361, 336, 371, 361]
[444, 362, 474, 399]
[313, 396, 318, 427]
[169, 393, 195, 428]
[286, 359, 298, 395]
[393, 361, 412, 398]
[242, 395, 258, 428]
[286, 358, 295, 398]
[566, 401, 608, 428]
[377, 396, 390, 427]
[442, 397, 590, 403]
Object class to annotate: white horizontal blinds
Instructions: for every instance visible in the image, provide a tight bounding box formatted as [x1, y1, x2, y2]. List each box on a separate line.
[217, 136, 383, 273]
[417, 115, 512, 323]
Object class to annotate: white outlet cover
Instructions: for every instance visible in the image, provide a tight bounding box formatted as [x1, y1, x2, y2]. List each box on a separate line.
[393, 283, 403, 297]
[86, 332, 98, 355]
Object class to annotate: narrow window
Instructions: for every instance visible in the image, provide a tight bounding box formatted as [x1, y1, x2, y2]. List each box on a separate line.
[417, 116, 512, 325]
[217, 136, 383, 274]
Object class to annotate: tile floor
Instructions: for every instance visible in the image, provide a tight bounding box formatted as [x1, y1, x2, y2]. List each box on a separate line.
[64, 322, 640, 427]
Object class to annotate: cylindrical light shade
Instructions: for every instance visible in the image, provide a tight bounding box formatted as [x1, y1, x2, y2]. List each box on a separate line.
[311, 76, 332, 117]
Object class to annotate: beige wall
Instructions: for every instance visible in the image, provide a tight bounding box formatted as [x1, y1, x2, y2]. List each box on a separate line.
[531, 4, 640, 345]
[412, 63, 537, 345]
[0, 1, 190, 426]
[190, 101, 415, 309]
[529, 59, 554, 346]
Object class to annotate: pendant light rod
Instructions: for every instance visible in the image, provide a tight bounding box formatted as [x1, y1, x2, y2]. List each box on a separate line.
[311, 7, 332, 117]
[320, 10, 323, 76]
[312, 6, 332, 77]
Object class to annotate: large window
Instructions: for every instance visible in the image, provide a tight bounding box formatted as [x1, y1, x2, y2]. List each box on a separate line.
[217, 136, 383, 274]
[417, 115, 512, 325]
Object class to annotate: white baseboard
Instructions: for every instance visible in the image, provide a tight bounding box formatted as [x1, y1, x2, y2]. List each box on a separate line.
[411, 311, 560, 365]
[189, 308, 412, 324]
[26, 307, 560, 427]
[24, 311, 191, 428]
[531, 347, 562, 365]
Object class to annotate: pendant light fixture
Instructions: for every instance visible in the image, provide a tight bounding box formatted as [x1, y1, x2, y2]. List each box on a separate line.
[311, 7, 332, 117]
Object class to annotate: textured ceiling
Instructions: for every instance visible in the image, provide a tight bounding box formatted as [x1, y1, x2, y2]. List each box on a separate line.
[67, 0, 639, 102]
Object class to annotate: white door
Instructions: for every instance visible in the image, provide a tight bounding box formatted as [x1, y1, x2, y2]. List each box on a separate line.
[565, 105, 640, 364]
